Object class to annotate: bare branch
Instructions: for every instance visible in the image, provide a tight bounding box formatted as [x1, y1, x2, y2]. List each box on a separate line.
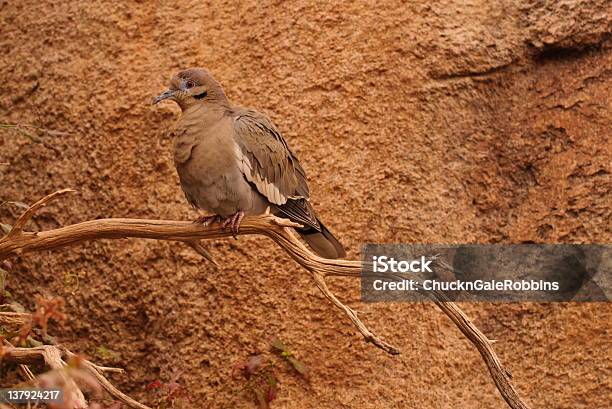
[2, 345, 151, 409]
[0, 311, 31, 327]
[0, 190, 531, 409]
[90, 365, 125, 374]
[5, 189, 76, 239]
[19, 363, 36, 381]
[2, 345, 88, 408]
[312, 272, 400, 354]
[61, 348, 150, 409]
[3, 339, 37, 385]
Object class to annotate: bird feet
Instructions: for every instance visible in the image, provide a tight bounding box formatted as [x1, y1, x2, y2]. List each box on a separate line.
[221, 211, 245, 238]
[193, 211, 244, 238]
[193, 214, 223, 226]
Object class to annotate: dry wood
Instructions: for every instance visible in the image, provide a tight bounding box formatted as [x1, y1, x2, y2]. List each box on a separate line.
[2, 345, 151, 409]
[0, 190, 531, 409]
[0, 311, 31, 328]
[2, 345, 88, 408]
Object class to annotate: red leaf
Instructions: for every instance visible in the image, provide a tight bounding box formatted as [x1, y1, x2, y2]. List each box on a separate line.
[146, 380, 163, 390]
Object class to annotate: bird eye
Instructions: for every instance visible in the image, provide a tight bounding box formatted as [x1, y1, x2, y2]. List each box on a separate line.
[185, 80, 196, 89]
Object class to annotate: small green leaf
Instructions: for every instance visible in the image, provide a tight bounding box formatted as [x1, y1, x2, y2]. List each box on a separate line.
[287, 356, 309, 379]
[270, 337, 289, 353]
[270, 337, 309, 380]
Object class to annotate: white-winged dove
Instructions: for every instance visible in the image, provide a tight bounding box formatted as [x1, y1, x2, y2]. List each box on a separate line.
[154, 68, 346, 259]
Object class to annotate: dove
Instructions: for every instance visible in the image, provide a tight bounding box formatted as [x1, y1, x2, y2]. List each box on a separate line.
[154, 68, 346, 259]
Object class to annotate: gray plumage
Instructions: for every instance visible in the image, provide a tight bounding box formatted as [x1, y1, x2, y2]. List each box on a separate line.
[155, 67, 346, 259]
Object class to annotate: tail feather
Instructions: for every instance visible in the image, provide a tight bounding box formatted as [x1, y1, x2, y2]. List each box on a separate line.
[297, 221, 346, 259]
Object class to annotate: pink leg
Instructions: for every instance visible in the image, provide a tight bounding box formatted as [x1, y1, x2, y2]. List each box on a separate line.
[221, 210, 245, 238]
[193, 214, 222, 226]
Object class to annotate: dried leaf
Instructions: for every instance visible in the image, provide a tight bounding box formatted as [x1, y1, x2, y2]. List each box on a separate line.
[9, 301, 26, 313]
[1, 290, 12, 302]
[27, 336, 43, 347]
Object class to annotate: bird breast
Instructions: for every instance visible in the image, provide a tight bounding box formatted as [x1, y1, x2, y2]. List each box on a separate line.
[172, 112, 261, 216]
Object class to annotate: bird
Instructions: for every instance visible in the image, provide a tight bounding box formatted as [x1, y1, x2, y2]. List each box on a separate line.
[153, 67, 346, 259]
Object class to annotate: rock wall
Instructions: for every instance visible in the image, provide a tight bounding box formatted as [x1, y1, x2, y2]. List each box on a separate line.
[1, 1, 610, 408]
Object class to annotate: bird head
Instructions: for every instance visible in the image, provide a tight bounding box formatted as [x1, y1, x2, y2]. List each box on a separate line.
[153, 68, 228, 110]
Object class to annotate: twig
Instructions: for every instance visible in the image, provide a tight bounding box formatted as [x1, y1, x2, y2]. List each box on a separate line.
[0, 123, 71, 136]
[3, 339, 37, 384]
[19, 363, 36, 381]
[312, 272, 400, 354]
[2, 345, 150, 409]
[0, 311, 31, 327]
[61, 349, 150, 409]
[2, 345, 88, 408]
[185, 240, 219, 267]
[0, 190, 531, 409]
[0, 123, 67, 155]
[90, 364, 125, 374]
[5, 189, 75, 240]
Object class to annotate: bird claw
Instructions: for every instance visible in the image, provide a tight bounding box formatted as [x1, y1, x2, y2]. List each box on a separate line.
[221, 211, 245, 239]
[193, 214, 222, 226]
[193, 212, 244, 238]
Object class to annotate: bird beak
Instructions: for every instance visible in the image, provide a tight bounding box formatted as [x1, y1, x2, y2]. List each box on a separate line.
[153, 89, 177, 105]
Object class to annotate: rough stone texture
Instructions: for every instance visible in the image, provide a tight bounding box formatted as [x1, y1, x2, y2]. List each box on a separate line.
[0, 1, 610, 408]
[521, 0, 611, 51]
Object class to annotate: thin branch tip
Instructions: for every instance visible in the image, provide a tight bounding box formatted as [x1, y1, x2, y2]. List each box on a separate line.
[6, 188, 77, 239]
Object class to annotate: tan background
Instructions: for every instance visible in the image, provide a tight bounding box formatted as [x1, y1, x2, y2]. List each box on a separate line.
[1, 1, 610, 408]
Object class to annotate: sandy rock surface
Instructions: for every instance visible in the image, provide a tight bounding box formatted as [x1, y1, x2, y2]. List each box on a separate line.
[1, 1, 610, 408]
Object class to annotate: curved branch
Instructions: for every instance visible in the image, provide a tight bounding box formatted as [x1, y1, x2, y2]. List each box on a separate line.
[0, 191, 531, 409]
[5, 189, 75, 240]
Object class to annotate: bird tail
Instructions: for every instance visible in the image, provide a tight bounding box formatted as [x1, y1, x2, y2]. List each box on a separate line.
[297, 220, 346, 259]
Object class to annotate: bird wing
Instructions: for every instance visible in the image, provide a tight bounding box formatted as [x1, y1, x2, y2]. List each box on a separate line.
[233, 109, 320, 230]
